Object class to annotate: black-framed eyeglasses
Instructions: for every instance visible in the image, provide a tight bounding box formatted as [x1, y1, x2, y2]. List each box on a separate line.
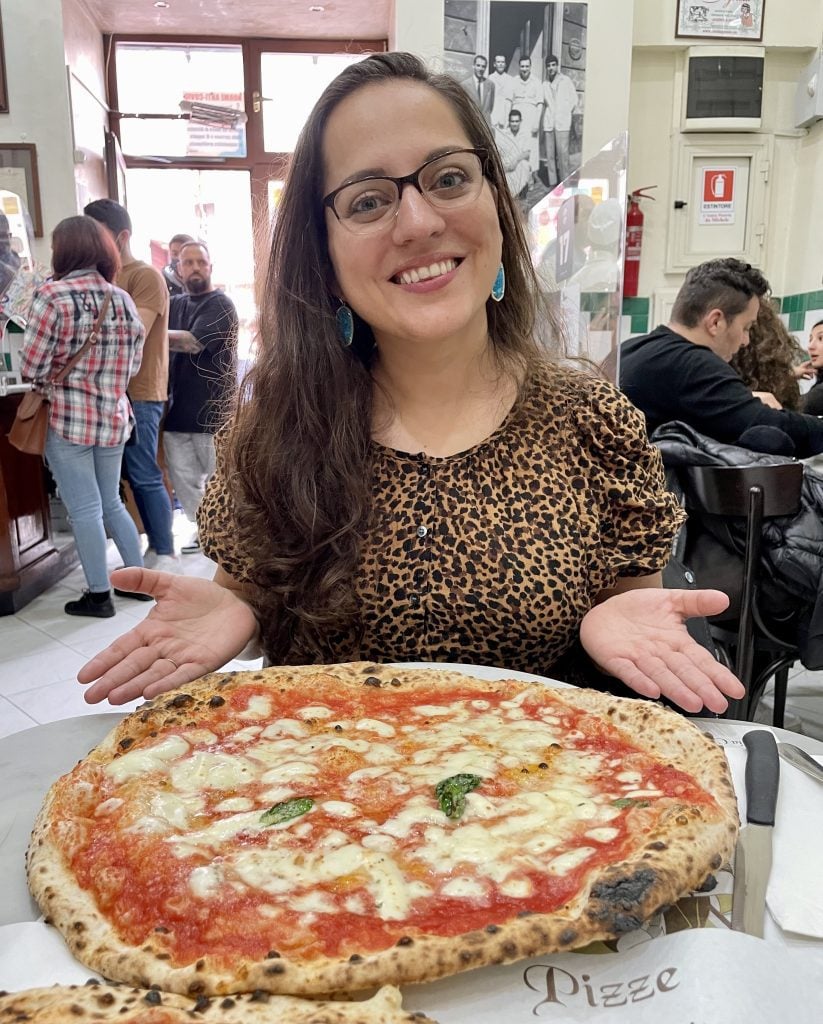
[323, 148, 488, 236]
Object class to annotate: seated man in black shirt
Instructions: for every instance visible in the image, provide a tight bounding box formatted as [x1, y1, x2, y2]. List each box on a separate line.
[620, 258, 823, 457]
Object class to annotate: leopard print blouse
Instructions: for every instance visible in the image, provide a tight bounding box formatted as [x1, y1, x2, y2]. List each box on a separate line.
[199, 365, 684, 674]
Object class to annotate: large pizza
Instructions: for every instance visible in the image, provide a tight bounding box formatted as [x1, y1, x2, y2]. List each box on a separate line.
[27, 663, 738, 999]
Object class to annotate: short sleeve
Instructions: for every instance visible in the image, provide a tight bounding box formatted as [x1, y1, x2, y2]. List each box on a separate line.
[570, 376, 686, 594]
[198, 428, 254, 583]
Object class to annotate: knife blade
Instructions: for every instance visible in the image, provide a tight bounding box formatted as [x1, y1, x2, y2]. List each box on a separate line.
[778, 743, 823, 785]
[730, 729, 780, 938]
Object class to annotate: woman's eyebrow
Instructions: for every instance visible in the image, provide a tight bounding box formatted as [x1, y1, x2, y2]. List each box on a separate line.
[335, 146, 467, 189]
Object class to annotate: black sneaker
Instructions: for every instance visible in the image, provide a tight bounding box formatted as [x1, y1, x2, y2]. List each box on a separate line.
[65, 591, 115, 618]
[114, 588, 154, 602]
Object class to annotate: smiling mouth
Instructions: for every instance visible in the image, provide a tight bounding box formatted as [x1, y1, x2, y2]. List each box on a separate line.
[393, 258, 461, 286]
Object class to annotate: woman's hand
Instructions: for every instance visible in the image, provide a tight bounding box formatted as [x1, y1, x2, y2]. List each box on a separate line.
[579, 588, 745, 714]
[77, 567, 259, 706]
[793, 360, 815, 380]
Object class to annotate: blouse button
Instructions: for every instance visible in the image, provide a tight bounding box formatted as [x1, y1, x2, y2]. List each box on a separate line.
[420, 464, 430, 476]
[410, 594, 420, 607]
[416, 525, 428, 538]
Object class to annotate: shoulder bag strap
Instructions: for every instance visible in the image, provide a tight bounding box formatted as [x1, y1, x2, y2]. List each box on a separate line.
[50, 285, 113, 386]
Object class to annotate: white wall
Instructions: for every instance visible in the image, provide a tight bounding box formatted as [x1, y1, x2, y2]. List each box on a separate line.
[0, 0, 77, 262]
[630, 1, 823, 301]
[62, 0, 108, 208]
[392, 0, 635, 162]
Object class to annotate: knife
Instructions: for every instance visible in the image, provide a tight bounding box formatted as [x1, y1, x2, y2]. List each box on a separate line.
[778, 743, 823, 785]
[730, 730, 780, 938]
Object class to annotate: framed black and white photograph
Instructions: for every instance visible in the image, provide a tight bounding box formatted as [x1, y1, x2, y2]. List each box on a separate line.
[676, 0, 765, 42]
[444, 1, 587, 210]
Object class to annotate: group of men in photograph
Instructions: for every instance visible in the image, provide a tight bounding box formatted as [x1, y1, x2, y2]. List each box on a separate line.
[461, 52, 580, 194]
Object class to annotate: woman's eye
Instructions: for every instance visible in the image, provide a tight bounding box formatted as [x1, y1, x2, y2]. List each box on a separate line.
[432, 169, 469, 190]
[346, 189, 394, 219]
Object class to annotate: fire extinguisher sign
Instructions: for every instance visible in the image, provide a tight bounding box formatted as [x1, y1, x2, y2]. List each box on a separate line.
[699, 169, 735, 225]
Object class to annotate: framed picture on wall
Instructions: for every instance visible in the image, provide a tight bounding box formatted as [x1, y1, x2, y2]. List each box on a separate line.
[0, 11, 8, 113]
[676, 0, 765, 41]
[0, 144, 44, 236]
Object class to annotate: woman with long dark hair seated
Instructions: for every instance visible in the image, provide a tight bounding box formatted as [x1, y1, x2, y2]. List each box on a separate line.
[77, 54, 743, 715]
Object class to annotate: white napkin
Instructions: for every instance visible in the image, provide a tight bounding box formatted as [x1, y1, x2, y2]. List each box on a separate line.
[767, 751, 823, 938]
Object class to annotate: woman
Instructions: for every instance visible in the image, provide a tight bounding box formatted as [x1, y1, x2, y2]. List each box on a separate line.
[803, 319, 823, 415]
[79, 54, 743, 714]
[729, 297, 813, 411]
[20, 215, 145, 617]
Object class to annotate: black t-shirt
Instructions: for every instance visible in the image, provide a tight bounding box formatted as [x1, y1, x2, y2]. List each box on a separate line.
[620, 325, 823, 457]
[804, 378, 823, 417]
[165, 290, 238, 434]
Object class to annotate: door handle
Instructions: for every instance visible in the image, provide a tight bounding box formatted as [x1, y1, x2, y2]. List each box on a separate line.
[252, 91, 272, 114]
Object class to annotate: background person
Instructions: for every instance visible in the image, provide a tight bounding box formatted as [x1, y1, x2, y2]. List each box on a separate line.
[510, 57, 542, 182]
[496, 108, 532, 199]
[803, 319, 823, 416]
[79, 52, 743, 718]
[729, 297, 812, 412]
[460, 54, 494, 122]
[620, 258, 823, 456]
[541, 54, 579, 188]
[488, 53, 514, 129]
[164, 241, 238, 554]
[163, 232, 195, 296]
[19, 216, 145, 617]
[84, 199, 178, 574]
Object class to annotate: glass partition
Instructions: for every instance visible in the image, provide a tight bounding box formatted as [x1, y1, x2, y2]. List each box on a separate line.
[527, 132, 628, 381]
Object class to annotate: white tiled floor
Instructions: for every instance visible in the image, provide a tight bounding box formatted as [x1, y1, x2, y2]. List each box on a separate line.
[0, 517, 261, 740]
[1, 524, 822, 742]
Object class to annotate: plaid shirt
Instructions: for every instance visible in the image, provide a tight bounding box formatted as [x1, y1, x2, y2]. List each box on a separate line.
[20, 270, 145, 447]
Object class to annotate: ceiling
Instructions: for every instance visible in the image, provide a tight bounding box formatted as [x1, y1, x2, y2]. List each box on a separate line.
[79, 0, 391, 40]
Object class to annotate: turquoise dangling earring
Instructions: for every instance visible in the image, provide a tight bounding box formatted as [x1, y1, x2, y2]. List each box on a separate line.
[491, 264, 506, 302]
[336, 301, 354, 347]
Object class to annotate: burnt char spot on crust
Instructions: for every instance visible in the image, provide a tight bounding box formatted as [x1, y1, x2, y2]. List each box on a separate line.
[484, 924, 500, 934]
[220, 998, 236, 1009]
[696, 873, 717, 893]
[590, 868, 657, 921]
[142, 991, 162, 1006]
[168, 694, 195, 709]
[208, 695, 226, 708]
[396, 936, 414, 946]
[118, 737, 134, 751]
[363, 676, 382, 687]
[264, 963, 286, 976]
[94, 992, 116, 1007]
[249, 990, 270, 1003]
[193, 996, 211, 1012]
[646, 841, 667, 851]
[348, 954, 364, 963]
[265, 950, 281, 958]
[558, 928, 578, 945]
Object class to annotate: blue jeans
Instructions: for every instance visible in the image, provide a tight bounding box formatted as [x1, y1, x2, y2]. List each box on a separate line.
[45, 430, 143, 593]
[123, 400, 174, 555]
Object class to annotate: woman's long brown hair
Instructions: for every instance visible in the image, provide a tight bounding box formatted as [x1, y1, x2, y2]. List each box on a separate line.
[226, 52, 560, 663]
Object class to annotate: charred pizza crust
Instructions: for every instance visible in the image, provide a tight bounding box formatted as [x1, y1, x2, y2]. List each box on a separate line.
[27, 663, 738, 997]
[0, 980, 430, 1023]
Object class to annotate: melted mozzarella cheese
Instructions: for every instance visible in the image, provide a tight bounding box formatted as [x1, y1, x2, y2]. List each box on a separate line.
[238, 695, 272, 720]
[105, 735, 190, 783]
[170, 751, 258, 792]
[261, 719, 309, 740]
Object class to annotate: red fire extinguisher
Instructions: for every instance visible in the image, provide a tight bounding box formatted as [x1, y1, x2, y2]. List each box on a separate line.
[623, 186, 656, 298]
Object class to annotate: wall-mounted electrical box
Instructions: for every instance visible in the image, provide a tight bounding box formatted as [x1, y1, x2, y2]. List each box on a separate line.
[795, 51, 823, 128]
[681, 46, 765, 132]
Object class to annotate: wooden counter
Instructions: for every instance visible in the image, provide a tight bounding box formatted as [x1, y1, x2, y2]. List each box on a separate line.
[0, 393, 78, 614]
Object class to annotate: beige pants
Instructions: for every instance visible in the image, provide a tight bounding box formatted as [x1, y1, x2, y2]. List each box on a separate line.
[162, 431, 216, 522]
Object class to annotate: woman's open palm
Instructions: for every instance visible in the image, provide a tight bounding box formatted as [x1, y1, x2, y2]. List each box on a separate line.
[78, 567, 258, 705]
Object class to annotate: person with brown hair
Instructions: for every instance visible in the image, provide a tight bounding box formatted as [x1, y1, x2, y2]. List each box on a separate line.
[730, 298, 812, 412]
[19, 215, 145, 617]
[79, 53, 743, 716]
[803, 319, 823, 416]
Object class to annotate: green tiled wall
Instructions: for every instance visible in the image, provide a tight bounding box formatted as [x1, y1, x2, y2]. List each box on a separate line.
[621, 296, 650, 335]
[776, 291, 823, 333]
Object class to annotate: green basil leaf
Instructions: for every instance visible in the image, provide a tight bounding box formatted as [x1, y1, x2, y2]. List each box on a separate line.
[260, 797, 314, 826]
[435, 773, 482, 820]
[612, 797, 651, 809]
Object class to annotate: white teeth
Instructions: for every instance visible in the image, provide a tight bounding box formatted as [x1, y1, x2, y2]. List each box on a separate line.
[398, 259, 457, 286]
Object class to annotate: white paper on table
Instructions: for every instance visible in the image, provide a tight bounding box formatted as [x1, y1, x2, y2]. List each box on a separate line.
[0, 922, 102, 989]
[406, 929, 823, 1024]
[767, 752, 823, 937]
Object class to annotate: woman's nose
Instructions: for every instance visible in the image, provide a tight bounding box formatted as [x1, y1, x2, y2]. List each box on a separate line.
[391, 185, 446, 242]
